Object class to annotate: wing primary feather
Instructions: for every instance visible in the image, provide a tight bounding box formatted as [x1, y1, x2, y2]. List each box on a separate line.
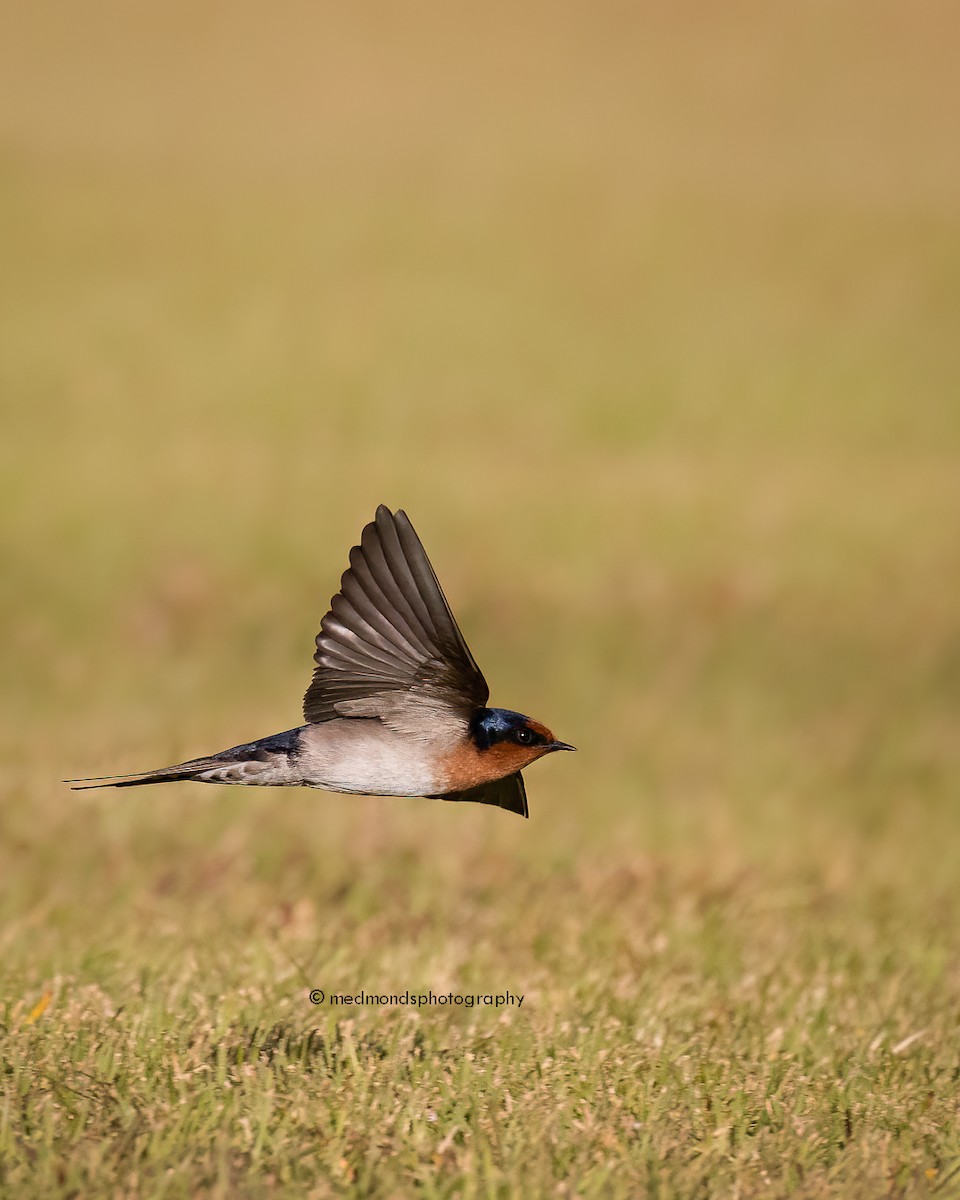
[361, 516, 438, 651]
[317, 652, 404, 685]
[394, 509, 484, 675]
[335, 569, 430, 660]
[345, 548, 434, 658]
[304, 506, 489, 724]
[375, 509, 447, 645]
[321, 613, 410, 673]
[331, 591, 423, 663]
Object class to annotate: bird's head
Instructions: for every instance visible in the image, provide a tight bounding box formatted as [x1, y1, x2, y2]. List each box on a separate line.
[469, 707, 576, 770]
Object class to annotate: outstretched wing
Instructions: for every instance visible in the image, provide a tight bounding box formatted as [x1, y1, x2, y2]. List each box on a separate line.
[303, 506, 489, 728]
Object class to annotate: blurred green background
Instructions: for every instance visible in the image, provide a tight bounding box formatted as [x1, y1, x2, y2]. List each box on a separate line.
[2, 2, 959, 1195]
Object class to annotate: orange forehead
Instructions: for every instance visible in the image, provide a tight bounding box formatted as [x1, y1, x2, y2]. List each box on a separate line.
[527, 719, 554, 742]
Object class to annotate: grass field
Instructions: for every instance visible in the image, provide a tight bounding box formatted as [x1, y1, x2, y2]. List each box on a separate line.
[2, 2, 960, 1196]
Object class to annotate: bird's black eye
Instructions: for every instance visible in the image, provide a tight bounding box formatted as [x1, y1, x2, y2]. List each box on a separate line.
[513, 728, 534, 745]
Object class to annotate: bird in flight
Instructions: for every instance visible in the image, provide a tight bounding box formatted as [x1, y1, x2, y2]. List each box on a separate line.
[69, 506, 574, 817]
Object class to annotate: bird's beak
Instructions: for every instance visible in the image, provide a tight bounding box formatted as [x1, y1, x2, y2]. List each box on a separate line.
[548, 741, 576, 753]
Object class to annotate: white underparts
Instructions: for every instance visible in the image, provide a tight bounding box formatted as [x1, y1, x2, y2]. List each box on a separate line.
[296, 721, 444, 797]
[189, 721, 447, 798]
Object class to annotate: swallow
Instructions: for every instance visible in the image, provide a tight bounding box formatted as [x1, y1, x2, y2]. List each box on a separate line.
[68, 506, 574, 817]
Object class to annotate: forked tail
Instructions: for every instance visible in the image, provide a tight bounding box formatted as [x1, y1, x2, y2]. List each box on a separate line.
[65, 756, 238, 790]
[65, 728, 304, 790]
